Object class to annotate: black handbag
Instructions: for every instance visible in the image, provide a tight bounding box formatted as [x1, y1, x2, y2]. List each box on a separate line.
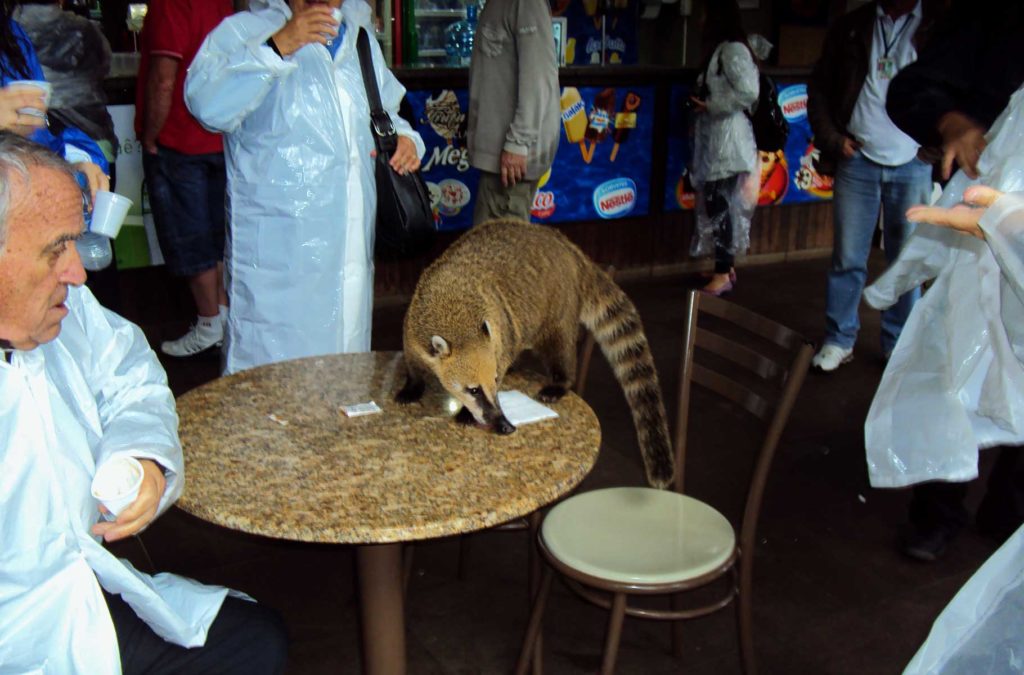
[356, 28, 435, 260]
[747, 71, 789, 153]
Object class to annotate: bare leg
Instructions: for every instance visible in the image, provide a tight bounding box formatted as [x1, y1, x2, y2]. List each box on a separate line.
[188, 265, 222, 318]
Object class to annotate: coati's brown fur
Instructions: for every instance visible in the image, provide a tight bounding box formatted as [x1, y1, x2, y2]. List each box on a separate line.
[396, 218, 674, 488]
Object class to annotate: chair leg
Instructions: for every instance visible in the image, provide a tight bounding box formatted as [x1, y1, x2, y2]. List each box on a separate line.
[737, 588, 756, 675]
[670, 593, 685, 658]
[515, 566, 554, 675]
[600, 592, 628, 675]
[527, 512, 544, 675]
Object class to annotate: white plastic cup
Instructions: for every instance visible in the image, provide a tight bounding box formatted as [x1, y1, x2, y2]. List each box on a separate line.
[7, 80, 51, 118]
[91, 456, 144, 521]
[89, 190, 133, 239]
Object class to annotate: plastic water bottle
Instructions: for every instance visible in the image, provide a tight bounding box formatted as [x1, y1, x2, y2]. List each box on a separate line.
[77, 231, 113, 271]
[74, 170, 113, 271]
[445, 3, 478, 67]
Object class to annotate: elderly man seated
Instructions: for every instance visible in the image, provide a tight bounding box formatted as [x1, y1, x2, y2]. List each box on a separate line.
[0, 133, 287, 673]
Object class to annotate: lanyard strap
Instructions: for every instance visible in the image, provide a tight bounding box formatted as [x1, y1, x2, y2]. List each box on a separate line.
[880, 13, 913, 58]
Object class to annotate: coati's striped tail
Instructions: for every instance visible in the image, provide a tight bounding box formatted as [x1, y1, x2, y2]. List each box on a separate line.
[580, 266, 674, 489]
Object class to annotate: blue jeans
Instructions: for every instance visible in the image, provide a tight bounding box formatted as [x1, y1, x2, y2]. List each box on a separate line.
[825, 152, 932, 353]
[143, 147, 227, 277]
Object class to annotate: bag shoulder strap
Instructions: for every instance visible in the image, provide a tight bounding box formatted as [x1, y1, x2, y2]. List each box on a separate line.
[356, 27, 397, 153]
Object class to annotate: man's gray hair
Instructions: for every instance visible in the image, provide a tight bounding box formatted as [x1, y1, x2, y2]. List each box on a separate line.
[0, 133, 80, 251]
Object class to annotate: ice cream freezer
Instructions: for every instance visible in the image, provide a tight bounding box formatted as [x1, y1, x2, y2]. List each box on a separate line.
[102, 63, 834, 281]
[395, 65, 831, 233]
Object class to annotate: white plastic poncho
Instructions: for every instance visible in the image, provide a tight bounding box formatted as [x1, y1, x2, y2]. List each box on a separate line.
[904, 523, 1024, 674]
[689, 40, 760, 257]
[0, 286, 230, 674]
[863, 85, 1024, 489]
[185, 0, 425, 374]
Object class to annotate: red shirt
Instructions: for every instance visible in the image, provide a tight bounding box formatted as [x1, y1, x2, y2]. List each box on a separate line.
[134, 0, 232, 155]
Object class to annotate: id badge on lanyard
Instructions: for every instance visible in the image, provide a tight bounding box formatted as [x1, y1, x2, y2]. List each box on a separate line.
[878, 13, 912, 81]
[876, 56, 897, 80]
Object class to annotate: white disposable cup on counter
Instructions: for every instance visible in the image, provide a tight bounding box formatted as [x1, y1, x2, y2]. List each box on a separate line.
[91, 456, 144, 521]
[8, 80, 51, 117]
[89, 191, 133, 239]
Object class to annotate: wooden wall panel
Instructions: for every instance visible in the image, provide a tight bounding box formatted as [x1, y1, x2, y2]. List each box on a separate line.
[374, 202, 834, 297]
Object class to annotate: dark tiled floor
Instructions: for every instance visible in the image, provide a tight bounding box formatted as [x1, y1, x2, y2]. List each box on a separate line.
[106, 253, 1002, 674]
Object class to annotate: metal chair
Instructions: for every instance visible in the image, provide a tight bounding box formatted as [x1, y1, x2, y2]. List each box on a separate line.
[515, 289, 814, 675]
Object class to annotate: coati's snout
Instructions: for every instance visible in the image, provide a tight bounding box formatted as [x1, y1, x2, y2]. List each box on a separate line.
[427, 329, 515, 434]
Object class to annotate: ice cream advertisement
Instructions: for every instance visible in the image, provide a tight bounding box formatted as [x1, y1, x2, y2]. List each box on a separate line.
[406, 85, 655, 229]
[664, 81, 833, 211]
[538, 85, 654, 221]
[406, 88, 480, 231]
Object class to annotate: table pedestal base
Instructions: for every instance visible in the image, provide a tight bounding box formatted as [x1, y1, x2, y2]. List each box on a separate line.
[357, 543, 406, 675]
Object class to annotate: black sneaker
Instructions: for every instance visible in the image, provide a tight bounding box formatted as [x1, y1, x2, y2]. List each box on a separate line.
[898, 522, 958, 562]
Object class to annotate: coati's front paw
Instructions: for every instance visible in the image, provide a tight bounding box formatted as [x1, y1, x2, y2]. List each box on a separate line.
[395, 378, 425, 404]
[537, 384, 568, 403]
[454, 407, 476, 425]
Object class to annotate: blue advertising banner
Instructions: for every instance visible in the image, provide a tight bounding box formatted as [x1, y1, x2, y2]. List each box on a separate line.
[663, 84, 696, 212]
[406, 88, 478, 231]
[535, 85, 654, 223]
[406, 84, 655, 229]
[774, 83, 833, 204]
[663, 80, 833, 212]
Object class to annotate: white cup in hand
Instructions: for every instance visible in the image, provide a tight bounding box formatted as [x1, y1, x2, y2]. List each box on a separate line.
[89, 191, 133, 239]
[8, 80, 51, 118]
[91, 456, 144, 521]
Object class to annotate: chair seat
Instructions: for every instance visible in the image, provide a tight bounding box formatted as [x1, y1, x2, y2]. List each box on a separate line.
[542, 487, 736, 586]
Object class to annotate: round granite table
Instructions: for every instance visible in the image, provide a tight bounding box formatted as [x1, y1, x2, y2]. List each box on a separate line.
[175, 351, 601, 675]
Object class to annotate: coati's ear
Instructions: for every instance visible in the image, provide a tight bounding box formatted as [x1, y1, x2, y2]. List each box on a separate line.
[481, 321, 492, 338]
[429, 335, 450, 358]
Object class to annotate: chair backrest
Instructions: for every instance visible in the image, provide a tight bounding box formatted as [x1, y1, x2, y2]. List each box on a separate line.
[674, 289, 813, 559]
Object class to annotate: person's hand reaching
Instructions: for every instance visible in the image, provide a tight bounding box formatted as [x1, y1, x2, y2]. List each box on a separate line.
[906, 185, 1003, 239]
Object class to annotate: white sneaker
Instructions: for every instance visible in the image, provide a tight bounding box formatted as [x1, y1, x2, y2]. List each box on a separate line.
[161, 315, 223, 357]
[812, 344, 854, 372]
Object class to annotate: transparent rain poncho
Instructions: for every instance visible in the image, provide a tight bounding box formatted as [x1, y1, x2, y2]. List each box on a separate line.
[185, 0, 424, 374]
[905, 524, 1024, 674]
[863, 84, 1024, 488]
[688, 40, 760, 257]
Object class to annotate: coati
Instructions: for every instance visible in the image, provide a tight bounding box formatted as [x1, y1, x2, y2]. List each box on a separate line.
[396, 219, 674, 489]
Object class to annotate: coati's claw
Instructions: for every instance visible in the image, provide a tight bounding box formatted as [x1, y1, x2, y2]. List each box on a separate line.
[395, 378, 425, 404]
[454, 407, 476, 425]
[537, 384, 568, 403]
[493, 415, 516, 435]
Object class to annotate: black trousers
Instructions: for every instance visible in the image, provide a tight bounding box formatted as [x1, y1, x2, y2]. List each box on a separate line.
[703, 175, 739, 274]
[910, 445, 1024, 541]
[105, 591, 288, 674]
